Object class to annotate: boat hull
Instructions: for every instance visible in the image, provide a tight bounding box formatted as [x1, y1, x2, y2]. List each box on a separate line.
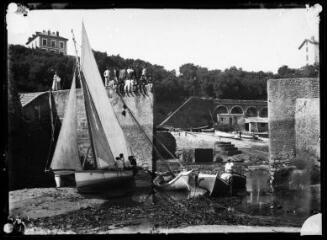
[54, 171, 76, 187]
[75, 169, 134, 193]
[153, 170, 193, 191]
[197, 172, 246, 197]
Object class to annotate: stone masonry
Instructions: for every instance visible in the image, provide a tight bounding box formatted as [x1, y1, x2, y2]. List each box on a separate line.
[267, 78, 320, 168]
[50, 86, 153, 169]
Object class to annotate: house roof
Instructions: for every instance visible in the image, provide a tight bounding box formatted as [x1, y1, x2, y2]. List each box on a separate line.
[19, 92, 46, 107]
[26, 32, 68, 45]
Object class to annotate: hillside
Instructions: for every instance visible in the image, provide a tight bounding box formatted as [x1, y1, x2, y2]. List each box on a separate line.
[8, 44, 319, 127]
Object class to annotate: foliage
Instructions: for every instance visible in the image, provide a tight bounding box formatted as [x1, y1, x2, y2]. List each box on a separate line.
[8, 45, 319, 126]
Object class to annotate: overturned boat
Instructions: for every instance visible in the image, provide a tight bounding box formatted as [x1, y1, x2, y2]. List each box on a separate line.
[197, 172, 246, 197]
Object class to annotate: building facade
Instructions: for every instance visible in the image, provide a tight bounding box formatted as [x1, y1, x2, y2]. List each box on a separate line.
[26, 30, 68, 55]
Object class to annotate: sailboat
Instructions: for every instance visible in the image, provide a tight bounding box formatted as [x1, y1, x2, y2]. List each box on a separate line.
[49, 23, 135, 193]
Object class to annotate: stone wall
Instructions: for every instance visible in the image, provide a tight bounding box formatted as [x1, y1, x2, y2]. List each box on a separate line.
[51, 86, 153, 169]
[267, 78, 319, 167]
[295, 98, 320, 158]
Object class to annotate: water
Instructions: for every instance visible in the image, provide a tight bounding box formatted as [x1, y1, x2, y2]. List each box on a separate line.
[82, 168, 320, 227]
[140, 168, 319, 222]
[238, 169, 320, 219]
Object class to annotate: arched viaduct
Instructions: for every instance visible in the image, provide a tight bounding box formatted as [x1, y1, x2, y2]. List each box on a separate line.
[212, 99, 268, 133]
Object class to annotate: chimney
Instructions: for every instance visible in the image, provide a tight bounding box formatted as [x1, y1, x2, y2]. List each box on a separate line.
[48, 30, 51, 35]
[56, 31, 59, 36]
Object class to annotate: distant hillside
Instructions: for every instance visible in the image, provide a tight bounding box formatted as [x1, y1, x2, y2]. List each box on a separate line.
[8, 44, 319, 127]
[158, 97, 214, 129]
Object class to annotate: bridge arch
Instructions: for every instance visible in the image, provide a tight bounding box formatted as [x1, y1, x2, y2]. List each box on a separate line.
[230, 105, 244, 114]
[214, 105, 228, 114]
[259, 107, 268, 117]
[245, 106, 258, 117]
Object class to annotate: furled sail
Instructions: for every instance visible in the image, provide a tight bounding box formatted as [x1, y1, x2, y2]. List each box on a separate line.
[80, 23, 131, 167]
[50, 74, 82, 173]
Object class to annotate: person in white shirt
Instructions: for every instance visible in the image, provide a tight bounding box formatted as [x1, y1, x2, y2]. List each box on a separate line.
[103, 67, 110, 86]
[220, 159, 234, 181]
[224, 159, 234, 173]
[125, 67, 134, 93]
[52, 72, 61, 91]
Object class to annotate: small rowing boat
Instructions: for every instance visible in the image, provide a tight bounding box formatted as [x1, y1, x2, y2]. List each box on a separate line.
[197, 172, 246, 197]
[153, 170, 193, 191]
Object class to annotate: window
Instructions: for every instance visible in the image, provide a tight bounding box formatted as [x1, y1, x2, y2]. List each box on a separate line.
[59, 41, 64, 49]
[51, 40, 56, 48]
[42, 38, 47, 46]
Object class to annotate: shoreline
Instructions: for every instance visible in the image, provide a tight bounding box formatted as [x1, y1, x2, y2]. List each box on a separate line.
[25, 224, 301, 234]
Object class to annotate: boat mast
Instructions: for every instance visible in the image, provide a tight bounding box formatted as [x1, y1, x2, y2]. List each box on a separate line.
[44, 89, 54, 172]
[71, 29, 97, 169]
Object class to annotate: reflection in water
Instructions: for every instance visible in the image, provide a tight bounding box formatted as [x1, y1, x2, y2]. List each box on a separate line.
[240, 169, 320, 219]
[81, 169, 320, 225]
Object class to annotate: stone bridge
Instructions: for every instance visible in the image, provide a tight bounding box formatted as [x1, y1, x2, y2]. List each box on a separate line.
[212, 99, 268, 119]
[159, 97, 268, 133]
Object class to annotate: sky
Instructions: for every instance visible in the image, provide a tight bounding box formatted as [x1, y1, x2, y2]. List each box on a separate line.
[7, 6, 321, 74]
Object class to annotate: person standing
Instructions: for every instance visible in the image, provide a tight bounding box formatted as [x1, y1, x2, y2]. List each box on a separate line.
[103, 67, 110, 87]
[113, 68, 118, 87]
[138, 67, 147, 94]
[52, 72, 61, 91]
[119, 68, 127, 94]
[125, 66, 134, 93]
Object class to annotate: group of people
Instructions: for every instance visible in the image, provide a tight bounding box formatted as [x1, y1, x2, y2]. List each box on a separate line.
[103, 66, 152, 95]
[114, 153, 138, 176]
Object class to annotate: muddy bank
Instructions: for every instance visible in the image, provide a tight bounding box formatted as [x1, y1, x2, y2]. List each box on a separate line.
[9, 186, 308, 234]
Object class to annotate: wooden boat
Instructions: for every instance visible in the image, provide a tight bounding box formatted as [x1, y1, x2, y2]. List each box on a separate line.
[48, 23, 136, 193]
[75, 169, 134, 193]
[153, 170, 193, 191]
[197, 172, 246, 197]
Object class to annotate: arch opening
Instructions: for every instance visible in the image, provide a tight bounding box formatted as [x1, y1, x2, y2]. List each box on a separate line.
[216, 106, 228, 114]
[230, 106, 243, 114]
[245, 107, 258, 117]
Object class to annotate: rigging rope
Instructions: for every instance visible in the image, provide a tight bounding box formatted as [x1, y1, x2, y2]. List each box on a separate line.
[115, 91, 184, 173]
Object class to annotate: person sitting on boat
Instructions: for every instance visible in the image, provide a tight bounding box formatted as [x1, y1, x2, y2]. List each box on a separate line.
[225, 159, 234, 173]
[221, 159, 234, 181]
[128, 156, 138, 176]
[119, 153, 127, 168]
[115, 155, 125, 170]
